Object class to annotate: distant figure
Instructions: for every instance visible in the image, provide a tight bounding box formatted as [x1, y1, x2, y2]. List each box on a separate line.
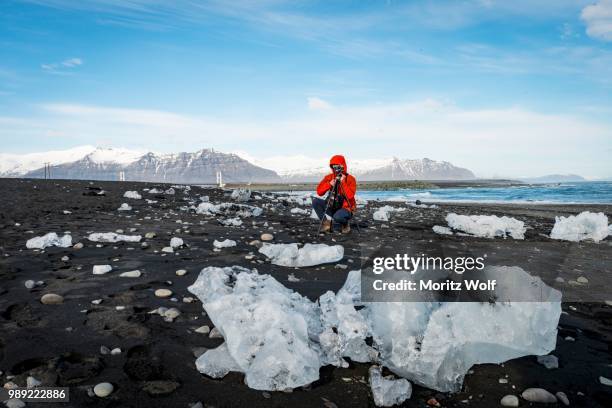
[312, 155, 357, 233]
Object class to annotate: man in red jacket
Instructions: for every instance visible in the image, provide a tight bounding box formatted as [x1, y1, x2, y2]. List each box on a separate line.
[312, 154, 357, 233]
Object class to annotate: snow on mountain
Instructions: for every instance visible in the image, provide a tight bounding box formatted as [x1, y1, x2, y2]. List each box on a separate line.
[0, 145, 96, 177]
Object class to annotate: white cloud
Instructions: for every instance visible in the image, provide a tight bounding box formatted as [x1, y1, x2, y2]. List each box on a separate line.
[41, 57, 84, 74]
[1, 99, 611, 178]
[581, 0, 612, 41]
[307, 97, 333, 111]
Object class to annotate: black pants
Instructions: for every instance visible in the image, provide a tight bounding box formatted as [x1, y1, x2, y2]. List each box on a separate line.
[312, 197, 352, 226]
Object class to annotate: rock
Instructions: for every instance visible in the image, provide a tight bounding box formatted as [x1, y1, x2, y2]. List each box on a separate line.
[537, 354, 559, 369]
[556, 391, 570, 406]
[120, 270, 142, 278]
[195, 325, 210, 334]
[521, 388, 557, 403]
[162, 246, 174, 253]
[141, 242, 149, 249]
[145, 232, 156, 239]
[26, 376, 41, 388]
[163, 308, 181, 322]
[260, 233, 274, 241]
[155, 289, 173, 298]
[25, 280, 36, 289]
[249, 239, 262, 248]
[175, 269, 187, 276]
[100, 345, 110, 355]
[73, 242, 84, 249]
[5, 399, 26, 408]
[183, 297, 194, 303]
[93, 382, 114, 397]
[41, 293, 64, 305]
[500, 395, 519, 407]
[92, 265, 112, 275]
[576, 276, 588, 284]
[61, 255, 70, 262]
[141, 380, 180, 396]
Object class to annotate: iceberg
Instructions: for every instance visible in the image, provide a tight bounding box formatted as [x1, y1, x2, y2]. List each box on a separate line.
[550, 211, 609, 243]
[188, 266, 561, 394]
[26, 232, 72, 249]
[445, 213, 526, 239]
[123, 191, 142, 200]
[259, 243, 344, 267]
[88, 232, 142, 243]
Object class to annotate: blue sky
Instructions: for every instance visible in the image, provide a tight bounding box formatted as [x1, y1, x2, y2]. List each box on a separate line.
[1, 0, 611, 178]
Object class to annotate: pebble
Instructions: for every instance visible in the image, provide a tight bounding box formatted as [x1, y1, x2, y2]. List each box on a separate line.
[537, 354, 559, 369]
[145, 232, 156, 239]
[40, 293, 64, 304]
[73, 242, 84, 249]
[61, 255, 70, 262]
[521, 388, 557, 403]
[500, 395, 519, 407]
[556, 391, 570, 406]
[163, 308, 181, 322]
[25, 280, 36, 289]
[260, 233, 274, 241]
[576, 276, 589, 284]
[100, 345, 110, 355]
[175, 269, 187, 276]
[170, 237, 184, 248]
[120, 270, 142, 278]
[195, 325, 210, 334]
[110, 348, 122, 355]
[93, 382, 114, 397]
[155, 289, 173, 298]
[92, 265, 112, 275]
[183, 297, 194, 303]
[161, 246, 174, 253]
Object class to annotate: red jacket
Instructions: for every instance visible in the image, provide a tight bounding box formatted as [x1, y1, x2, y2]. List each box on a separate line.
[316, 155, 357, 212]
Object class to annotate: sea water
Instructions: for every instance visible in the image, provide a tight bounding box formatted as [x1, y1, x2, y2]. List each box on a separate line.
[357, 181, 612, 204]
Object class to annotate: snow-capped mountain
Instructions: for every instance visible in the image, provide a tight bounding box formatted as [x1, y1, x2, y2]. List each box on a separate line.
[267, 157, 475, 181]
[1, 146, 476, 183]
[15, 147, 280, 183]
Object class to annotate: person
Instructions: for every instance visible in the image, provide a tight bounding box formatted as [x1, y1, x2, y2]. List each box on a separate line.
[312, 154, 357, 233]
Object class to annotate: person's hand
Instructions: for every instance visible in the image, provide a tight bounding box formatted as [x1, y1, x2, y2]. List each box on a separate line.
[329, 178, 337, 187]
[340, 174, 346, 183]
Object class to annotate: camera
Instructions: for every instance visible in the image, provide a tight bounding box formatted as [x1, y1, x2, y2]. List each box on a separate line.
[331, 164, 344, 175]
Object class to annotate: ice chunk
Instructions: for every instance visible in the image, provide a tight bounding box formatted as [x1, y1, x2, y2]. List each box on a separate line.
[310, 209, 319, 219]
[195, 342, 241, 379]
[196, 202, 263, 217]
[88, 232, 142, 243]
[170, 237, 184, 248]
[432, 225, 453, 235]
[290, 207, 309, 215]
[259, 243, 344, 267]
[26, 233, 72, 249]
[373, 205, 405, 221]
[123, 191, 142, 199]
[188, 266, 322, 391]
[219, 217, 243, 227]
[230, 188, 251, 202]
[213, 239, 237, 248]
[93, 265, 112, 275]
[117, 203, 132, 211]
[445, 213, 526, 239]
[550, 211, 609, 243]
[148, 188, 163, 194]
[164, 187, 175, 195]
[369, 366, 412, 407]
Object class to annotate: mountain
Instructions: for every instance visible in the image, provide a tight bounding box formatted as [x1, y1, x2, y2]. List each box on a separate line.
[520, 174, 587, 184]
[277, 157, 476, 182]
[0, 145, 97, 177]
[20, 147, 281, 183]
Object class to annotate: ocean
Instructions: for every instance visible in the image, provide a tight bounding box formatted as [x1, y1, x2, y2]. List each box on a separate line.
[356, 181, 612, 204]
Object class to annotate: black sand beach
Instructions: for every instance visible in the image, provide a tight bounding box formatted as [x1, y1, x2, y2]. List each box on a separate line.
[1, 178, 611, 407]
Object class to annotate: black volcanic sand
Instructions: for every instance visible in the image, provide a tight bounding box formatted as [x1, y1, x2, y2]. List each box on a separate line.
[0, 177, 611, 408]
